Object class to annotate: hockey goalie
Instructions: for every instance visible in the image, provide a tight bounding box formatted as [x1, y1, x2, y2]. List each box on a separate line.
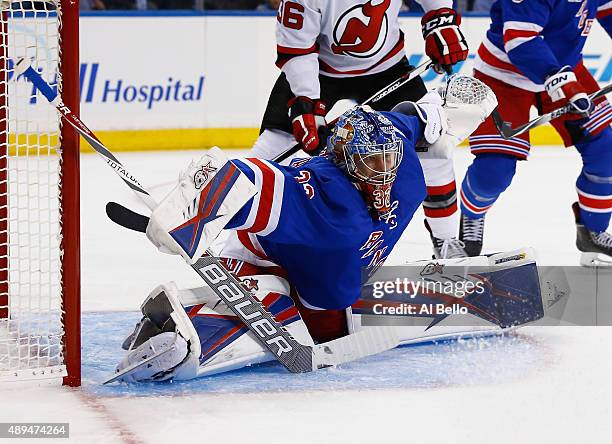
[111, 75, 543, 383]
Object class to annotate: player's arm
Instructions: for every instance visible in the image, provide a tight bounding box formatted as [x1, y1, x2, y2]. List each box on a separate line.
[143, 146, 335, 264]
[276, 0, 327, 155]
[224, 158, 356, 247]
[386, 91, 444, 148]
[416, 0, 469, 73]
[500, 0, 591, 114]
[390, 77, 498, 159]
[597, 1, 612, 38]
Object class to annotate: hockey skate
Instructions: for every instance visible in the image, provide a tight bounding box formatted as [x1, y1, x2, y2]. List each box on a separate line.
[459, 213, 485, 257]
[573, 202, 612, 267]
[424, 220, 467, 259]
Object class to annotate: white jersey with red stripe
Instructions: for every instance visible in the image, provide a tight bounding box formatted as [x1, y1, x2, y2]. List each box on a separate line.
[275, 0, 451, 97]
[222, 112, 426, 311]
[474, 0, 612, 91]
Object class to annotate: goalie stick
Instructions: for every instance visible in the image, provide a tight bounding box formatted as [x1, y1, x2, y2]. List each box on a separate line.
[16, 58, 399, 375]
[273, 60, 434, 162]
[492, 83, 612, 139]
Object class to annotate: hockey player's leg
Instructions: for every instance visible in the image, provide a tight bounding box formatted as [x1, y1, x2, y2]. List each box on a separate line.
[410, 74, 498, 259]
[113, 282, 201, 383]
[545, 62, 612, 266]
[251, 72, 299, 160]
[458, 70, 533, 256]
[459, 153, 518, 256]
[420, 157, 464, 259]
[251, 129, 297, 160]
[572, 128, 612, 265]
[537, 62, 612, 265]
[251, 75, 357, 161]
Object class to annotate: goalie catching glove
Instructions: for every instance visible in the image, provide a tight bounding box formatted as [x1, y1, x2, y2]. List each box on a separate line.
[146, 147, 258, 263]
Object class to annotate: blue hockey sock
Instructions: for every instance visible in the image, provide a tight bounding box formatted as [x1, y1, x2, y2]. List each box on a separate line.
[575, 129, 612, 233]
[460, 154, 517, 219]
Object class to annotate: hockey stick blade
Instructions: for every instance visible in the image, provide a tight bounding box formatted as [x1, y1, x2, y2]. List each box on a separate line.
[490, 108, 514, 138]
[106, 202, 149, 233]
[493, 83, 612, 139]
[313, 327, 399, 369]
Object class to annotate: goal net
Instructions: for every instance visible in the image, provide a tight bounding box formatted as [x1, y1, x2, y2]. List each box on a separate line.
[0, 0, 80, 385]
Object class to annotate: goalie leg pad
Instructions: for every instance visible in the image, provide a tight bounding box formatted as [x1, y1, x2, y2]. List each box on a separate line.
[351, 248, 542, 342]
[188, 270, 315, 378]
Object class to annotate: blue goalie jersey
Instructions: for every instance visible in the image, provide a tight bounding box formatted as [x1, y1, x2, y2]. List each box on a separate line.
[225, 112, 427, 310]
[474, 0, 612, 91]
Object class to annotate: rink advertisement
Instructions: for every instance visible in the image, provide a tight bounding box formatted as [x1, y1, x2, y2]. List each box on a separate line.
[24, 13, 612, 150]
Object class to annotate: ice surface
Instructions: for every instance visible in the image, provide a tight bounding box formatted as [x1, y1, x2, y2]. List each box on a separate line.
[82, 313, 545, 396]
[1, 147, 611, 444]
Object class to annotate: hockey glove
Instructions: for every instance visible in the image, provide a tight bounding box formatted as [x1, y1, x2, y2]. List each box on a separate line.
[544, 67, 592, 116]
[288, 96, 328, 155]
[391, 90, 447, 147]
[421, 8, 468, 74]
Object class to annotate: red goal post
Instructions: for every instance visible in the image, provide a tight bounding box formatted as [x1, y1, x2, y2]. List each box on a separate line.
[0, 0, 80, 387]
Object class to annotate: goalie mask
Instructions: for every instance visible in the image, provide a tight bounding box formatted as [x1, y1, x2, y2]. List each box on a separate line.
[328, 106, 403, 216]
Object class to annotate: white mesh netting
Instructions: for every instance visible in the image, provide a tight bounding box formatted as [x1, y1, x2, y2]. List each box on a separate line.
[0, 2, 65, 381]
[445, 74, 492, 105]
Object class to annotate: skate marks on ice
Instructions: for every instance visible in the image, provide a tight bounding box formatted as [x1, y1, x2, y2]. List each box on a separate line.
[81, 312, 548, 397]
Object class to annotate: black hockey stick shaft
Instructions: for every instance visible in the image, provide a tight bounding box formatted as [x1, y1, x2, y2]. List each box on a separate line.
[273, 60, 434, 163]
[17, 58, 317, 374]
[493, 83, 612, 139]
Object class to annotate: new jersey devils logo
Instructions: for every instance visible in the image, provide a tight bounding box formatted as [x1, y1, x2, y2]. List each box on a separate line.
[331, 0, 391, 58]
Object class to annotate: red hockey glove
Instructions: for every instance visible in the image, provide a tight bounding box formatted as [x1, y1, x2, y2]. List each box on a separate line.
[421, 8, 468, 74]
[288, 96, 327, 155]
[544, 67, 592, 116]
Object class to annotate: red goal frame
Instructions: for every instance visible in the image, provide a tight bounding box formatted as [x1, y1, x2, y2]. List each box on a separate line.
[0, 0, 81, 387]
[60, 0, 81, 388]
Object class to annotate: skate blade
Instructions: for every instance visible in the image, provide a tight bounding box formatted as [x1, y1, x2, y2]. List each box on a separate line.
[580, 252, 612, 267]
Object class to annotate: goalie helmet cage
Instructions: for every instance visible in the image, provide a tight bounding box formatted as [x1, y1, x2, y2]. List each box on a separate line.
[0, 0, 80, 386]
